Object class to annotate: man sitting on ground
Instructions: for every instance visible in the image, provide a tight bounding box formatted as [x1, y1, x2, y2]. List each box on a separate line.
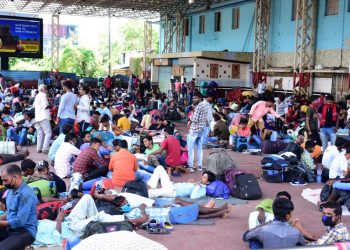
[243, 198, 305, 248]
[34, 160, 67, 193]
[109, 140, 138, 187]
[309, 201, 350, 245]
[73, 138, 109, 181]
[329, 145, 350, 179]
[21, 159, 36, 177]
[0, 164, 38, 249]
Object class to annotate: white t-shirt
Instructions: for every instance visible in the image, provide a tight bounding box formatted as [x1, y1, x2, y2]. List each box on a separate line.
[76, 95, 91, 123]
[329, 152, 348, 179]
[322, 145, 341, 169]
[54, 142, 81, 178]
[275, 97, 289, 116]
[257, 82, 266, 94]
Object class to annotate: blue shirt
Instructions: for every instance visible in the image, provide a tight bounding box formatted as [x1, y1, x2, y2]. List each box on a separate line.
[6, 181, 38, 237]
[57, 92, 77, 119]
[48, 134, 65, 161]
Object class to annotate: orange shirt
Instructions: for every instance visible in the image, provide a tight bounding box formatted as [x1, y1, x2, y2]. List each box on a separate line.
[301, 143, 322, 159]
[109, 149, 138, 187]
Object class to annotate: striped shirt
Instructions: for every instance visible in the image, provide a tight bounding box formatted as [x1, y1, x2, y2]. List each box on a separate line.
[190, 101, 208, 132]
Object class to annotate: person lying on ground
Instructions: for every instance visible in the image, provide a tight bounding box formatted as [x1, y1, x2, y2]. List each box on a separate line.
[309, 201, 350, 245]
[34, 194, 149, 246]
[243, 198, 305, 249]
[146, 165, 215, 199]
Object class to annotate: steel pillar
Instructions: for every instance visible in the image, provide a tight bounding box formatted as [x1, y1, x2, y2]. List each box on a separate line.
[176, 12, 185, 52]
[163, 15, 174, 53]
[51, 14, 60, 71]
[252, 0, 270, 87]
[293, 0, 317, 95]
[143, 20, 152, 78]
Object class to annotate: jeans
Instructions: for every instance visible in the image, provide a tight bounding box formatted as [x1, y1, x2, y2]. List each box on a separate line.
[59, 118, 75, 133]
[188, 92, 193, 105]
[157, 156, 167, 167]
[35, 119, 52, 151]
[136, 170, 152, 184]
[84, 167, 109, 181]
[7, 127, 27, 145]
[0, 227, 35, 250]
[138, 160, 155, 173]
[320, 127, 337, 151]
[201, 126, 210, 146]
[187, 130, 203, 169]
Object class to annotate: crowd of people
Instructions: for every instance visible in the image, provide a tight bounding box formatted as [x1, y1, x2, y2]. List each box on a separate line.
[0, 74, 349, 249]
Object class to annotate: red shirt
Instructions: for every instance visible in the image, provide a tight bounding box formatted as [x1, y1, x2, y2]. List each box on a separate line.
[161, 136, 181, 167]
[73, 147, 108, 178]
[104, 78, 112, 89]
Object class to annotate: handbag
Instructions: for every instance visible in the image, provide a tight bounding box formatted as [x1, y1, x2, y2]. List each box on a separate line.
[0, 137, 16, 155]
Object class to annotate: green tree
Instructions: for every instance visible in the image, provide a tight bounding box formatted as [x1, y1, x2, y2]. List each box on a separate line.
[59, 46, 98, 77]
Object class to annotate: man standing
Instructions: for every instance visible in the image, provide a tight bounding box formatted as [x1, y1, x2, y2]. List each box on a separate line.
[188, 78, 196, 105]
[306, 96, 322, 146]
[187, 92, 208, 172]
[257, 78, 266, 100]
[57, 80, 78, 133]
[309, 202, 350, 245]
[34, 84, 52, 154]
[0, 165, 38, 249]
[103, 75, 112, 99]
[318, 95, 339, 151]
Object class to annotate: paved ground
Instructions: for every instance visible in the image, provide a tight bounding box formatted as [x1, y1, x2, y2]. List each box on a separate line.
[4, 126, 350, 250]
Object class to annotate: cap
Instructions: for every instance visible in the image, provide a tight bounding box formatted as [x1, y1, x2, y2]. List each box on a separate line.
[36, 160, 49, 170]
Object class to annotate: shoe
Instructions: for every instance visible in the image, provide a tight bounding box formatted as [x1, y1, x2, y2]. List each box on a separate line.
[37, 150, 42, 153]
[189, 168, 194, 173]
[42, 150, 49, 154]
[290, 179, 307, 186]
[197, 166, 203, 171]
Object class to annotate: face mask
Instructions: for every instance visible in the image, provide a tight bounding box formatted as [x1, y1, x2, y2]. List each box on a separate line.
[4, 177, 15, 190]
[322, 215, 337, 227]
[120, 203, 131, 213]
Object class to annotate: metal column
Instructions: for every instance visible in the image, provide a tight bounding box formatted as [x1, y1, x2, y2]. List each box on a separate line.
[293, 0, 317, 95]
[108, 13, 112, 76]
[162, 15, 174, 53]
[143, 20, 152, 78]
[176, 12, 185, 52]
[252, 0, 271, 87]
[51, 14, 60, 71]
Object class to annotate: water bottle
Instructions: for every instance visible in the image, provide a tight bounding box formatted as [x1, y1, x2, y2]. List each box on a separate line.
[316, 165, 322, 184]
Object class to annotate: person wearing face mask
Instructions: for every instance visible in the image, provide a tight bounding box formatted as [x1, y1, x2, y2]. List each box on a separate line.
[309, 201, 350, 245]
[0, 164, 38, 249]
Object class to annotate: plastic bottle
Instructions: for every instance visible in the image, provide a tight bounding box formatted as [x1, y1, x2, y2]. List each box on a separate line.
[316, 165, 322, 184]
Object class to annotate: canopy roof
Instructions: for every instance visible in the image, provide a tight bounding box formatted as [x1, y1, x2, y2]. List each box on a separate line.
[0, 0, 225, 18]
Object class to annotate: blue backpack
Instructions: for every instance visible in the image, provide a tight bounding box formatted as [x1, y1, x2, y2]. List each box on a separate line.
[233, 136, 248, 152]
[206, 180, 230, 199]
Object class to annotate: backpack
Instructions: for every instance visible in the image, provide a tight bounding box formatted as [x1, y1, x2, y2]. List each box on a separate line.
[261, 155, 289, 183]
[27, 178, 57, 198]
[83, 221, 134, 238]
[122, 180, 149, 198]
[208, 81, 218, 97]
[224, 167, 246, 197]
[206, 149, 238, 180]
[235, 173, 262, 200]
[233, 136, 248, 152]
[36, 200, 64, 220]
[279, 143, 303, 160]
[206, 180, 230, 199]
[261, 140, 288, 154]
[200, 81, 209, 97]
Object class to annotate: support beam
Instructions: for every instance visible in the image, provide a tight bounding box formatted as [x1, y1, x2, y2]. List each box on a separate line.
[293, 0, 316, 95]
[108, 13, 112, 76]
[143, 20, 153, 78]
[162, 15, 174, 53]
[175, 12, 185, 52]
[51, 14, 60, 71]
[252, 0, 270, 86]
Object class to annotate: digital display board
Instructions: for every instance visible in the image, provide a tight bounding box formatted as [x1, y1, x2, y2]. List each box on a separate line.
[0, 15, 43, 58]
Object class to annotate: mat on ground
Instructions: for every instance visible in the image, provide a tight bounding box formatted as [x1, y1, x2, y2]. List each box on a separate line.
[301, 188, 350, 216]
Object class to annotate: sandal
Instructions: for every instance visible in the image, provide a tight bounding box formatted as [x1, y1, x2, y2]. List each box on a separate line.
[160, 221, 174, 231]
[149, 219, 159, 228]
[146, 225, 170, 234]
